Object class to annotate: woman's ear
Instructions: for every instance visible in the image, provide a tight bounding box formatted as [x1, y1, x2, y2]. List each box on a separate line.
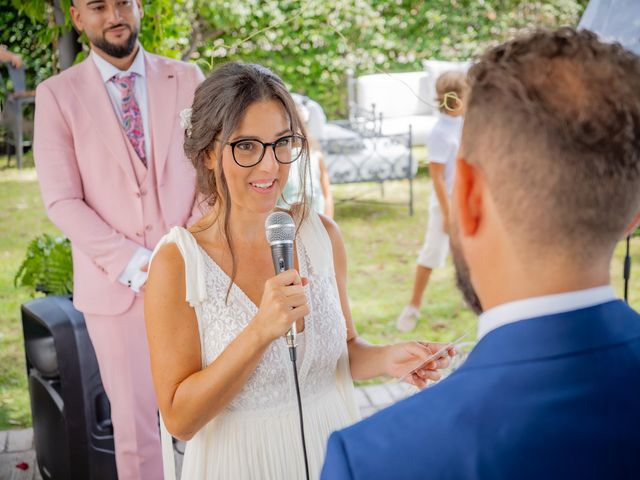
[205, 151, 217, 171]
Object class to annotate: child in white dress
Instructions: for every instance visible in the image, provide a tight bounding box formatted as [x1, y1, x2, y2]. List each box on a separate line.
[397, 71, 468, 332]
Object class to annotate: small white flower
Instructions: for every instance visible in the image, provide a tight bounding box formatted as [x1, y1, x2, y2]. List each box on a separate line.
[179, 107, 193, 137]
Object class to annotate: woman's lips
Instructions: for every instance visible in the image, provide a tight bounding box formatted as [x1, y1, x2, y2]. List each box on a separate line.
[249, 179, 276, 193]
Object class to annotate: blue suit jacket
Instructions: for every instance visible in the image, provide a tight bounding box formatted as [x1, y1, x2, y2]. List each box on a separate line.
[322, 300, 640, 479]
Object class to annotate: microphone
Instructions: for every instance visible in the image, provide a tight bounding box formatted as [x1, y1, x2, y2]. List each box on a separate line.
[265, 211, 297, 351]
[265, 211, 311, 479]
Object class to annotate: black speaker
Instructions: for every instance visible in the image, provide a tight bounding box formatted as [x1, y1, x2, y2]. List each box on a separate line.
[21, 295, 118, 480]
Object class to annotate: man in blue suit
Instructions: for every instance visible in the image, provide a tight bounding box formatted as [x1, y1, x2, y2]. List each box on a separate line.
[322, 27, 640, 480]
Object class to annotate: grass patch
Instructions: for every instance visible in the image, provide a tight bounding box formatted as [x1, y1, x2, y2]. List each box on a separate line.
[0, 154, 638, 429]
[333, 175, 476, 347]
[1, 157, 60, 429]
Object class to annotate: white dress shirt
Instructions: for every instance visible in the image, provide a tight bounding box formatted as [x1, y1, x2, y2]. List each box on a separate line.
[91, 47, 151, 160]
[477, 285, 617, 340]
[91, 48, 152, 292]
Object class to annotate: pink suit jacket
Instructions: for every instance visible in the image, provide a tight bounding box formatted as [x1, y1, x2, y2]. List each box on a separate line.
[34, 52, 205, 316]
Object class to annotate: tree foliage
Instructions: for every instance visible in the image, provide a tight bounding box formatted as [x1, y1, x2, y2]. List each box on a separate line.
[1, 0, 55, 89]
[3, 0, 588, 117]
[185, 0, 587, 117]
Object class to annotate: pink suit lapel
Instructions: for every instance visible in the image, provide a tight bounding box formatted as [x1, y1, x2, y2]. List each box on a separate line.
[72, 58, 138, 187]
[145, 53, 178, 186]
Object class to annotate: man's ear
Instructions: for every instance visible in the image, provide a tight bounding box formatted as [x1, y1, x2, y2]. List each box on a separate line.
[453, 157, 483, 237]
[623, 209, 640, 238]
[136, 0, 144, 19]
[69, 5, 83, 33]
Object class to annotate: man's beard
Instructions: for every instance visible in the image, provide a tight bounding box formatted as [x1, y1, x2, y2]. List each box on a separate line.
[92, 25, 139, 59]
[449, 221, 484, 315]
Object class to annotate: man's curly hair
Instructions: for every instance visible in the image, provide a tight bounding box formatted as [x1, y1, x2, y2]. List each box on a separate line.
[462, 27, 640, 258]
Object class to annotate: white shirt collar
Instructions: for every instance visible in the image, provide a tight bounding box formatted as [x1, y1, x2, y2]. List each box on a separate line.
[477, 285, 617, 340]
[91, 45, 146, 83]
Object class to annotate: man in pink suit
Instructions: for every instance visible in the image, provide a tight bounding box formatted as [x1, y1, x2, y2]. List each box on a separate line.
[33, 0, 204, 478]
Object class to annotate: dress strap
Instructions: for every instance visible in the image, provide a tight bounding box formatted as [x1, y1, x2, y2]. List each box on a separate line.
[149, 226, 208, 307]
[297, 212, 335, 280]
[297, 212, 361, 423]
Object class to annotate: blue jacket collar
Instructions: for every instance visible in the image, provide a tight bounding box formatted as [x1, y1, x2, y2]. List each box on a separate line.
[461, 300, 640, 370]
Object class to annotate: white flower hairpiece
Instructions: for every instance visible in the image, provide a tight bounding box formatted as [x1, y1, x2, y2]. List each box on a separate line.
[179, 107, 193, 137]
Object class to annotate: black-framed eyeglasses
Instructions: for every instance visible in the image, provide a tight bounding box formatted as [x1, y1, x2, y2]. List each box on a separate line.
[224, 135, 306, 168]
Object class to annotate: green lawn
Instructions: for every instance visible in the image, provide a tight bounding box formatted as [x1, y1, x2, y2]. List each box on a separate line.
[1, 153, 639, 430]
[0, 156, 60, 429]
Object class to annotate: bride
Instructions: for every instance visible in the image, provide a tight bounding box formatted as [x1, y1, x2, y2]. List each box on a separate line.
[144, 61, 452, 479]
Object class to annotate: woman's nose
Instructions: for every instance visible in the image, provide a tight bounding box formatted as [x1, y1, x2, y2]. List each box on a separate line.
[259, 146, 279, 171]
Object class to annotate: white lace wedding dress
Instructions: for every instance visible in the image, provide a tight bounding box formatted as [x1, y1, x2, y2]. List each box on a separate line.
[150, 212, 360, 480]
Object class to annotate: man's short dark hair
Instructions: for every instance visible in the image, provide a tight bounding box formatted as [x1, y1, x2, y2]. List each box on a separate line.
[462, 28, 640, 258]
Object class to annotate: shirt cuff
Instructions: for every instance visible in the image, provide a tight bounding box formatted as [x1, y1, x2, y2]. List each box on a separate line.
[118, 247, 152, 292]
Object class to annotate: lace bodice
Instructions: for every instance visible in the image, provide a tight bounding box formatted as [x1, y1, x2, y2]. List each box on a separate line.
[192, 221, 347, 412]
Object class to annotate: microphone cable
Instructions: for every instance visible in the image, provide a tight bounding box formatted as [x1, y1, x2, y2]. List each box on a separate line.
[288, 345, 310, 480]
[624, 234, 631, 303]
[265, 211, 310, 479]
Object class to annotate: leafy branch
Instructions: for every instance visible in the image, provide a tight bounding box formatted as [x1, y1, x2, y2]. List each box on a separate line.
[14, 234, 73, 296]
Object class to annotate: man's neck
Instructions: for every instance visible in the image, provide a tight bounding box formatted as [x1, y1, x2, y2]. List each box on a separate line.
[476, 255, 612, 312]
[91, 43, 140, 71]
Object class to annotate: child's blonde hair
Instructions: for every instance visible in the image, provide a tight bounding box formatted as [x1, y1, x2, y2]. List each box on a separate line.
[435, 71, 468, 114]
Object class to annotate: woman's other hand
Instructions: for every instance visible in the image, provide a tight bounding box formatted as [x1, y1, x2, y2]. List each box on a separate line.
[384, 341, 455, 389]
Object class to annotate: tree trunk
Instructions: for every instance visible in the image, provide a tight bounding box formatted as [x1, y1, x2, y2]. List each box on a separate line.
[53, 0, 80, 70]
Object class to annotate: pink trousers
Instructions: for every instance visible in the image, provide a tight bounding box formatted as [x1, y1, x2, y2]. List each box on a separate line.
[84, 297, 163, 480]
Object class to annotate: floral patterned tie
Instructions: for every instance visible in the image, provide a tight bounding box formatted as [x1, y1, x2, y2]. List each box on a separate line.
[110, 73, 146, 165]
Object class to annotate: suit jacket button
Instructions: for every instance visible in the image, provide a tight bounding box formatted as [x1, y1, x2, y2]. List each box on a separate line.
[136, 231, 142, 237]
[145, 225, 152, 231]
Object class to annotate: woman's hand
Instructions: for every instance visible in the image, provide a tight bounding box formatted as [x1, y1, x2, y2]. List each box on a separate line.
[252, 269, 310, 342]
[384, 341, 455, 389]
